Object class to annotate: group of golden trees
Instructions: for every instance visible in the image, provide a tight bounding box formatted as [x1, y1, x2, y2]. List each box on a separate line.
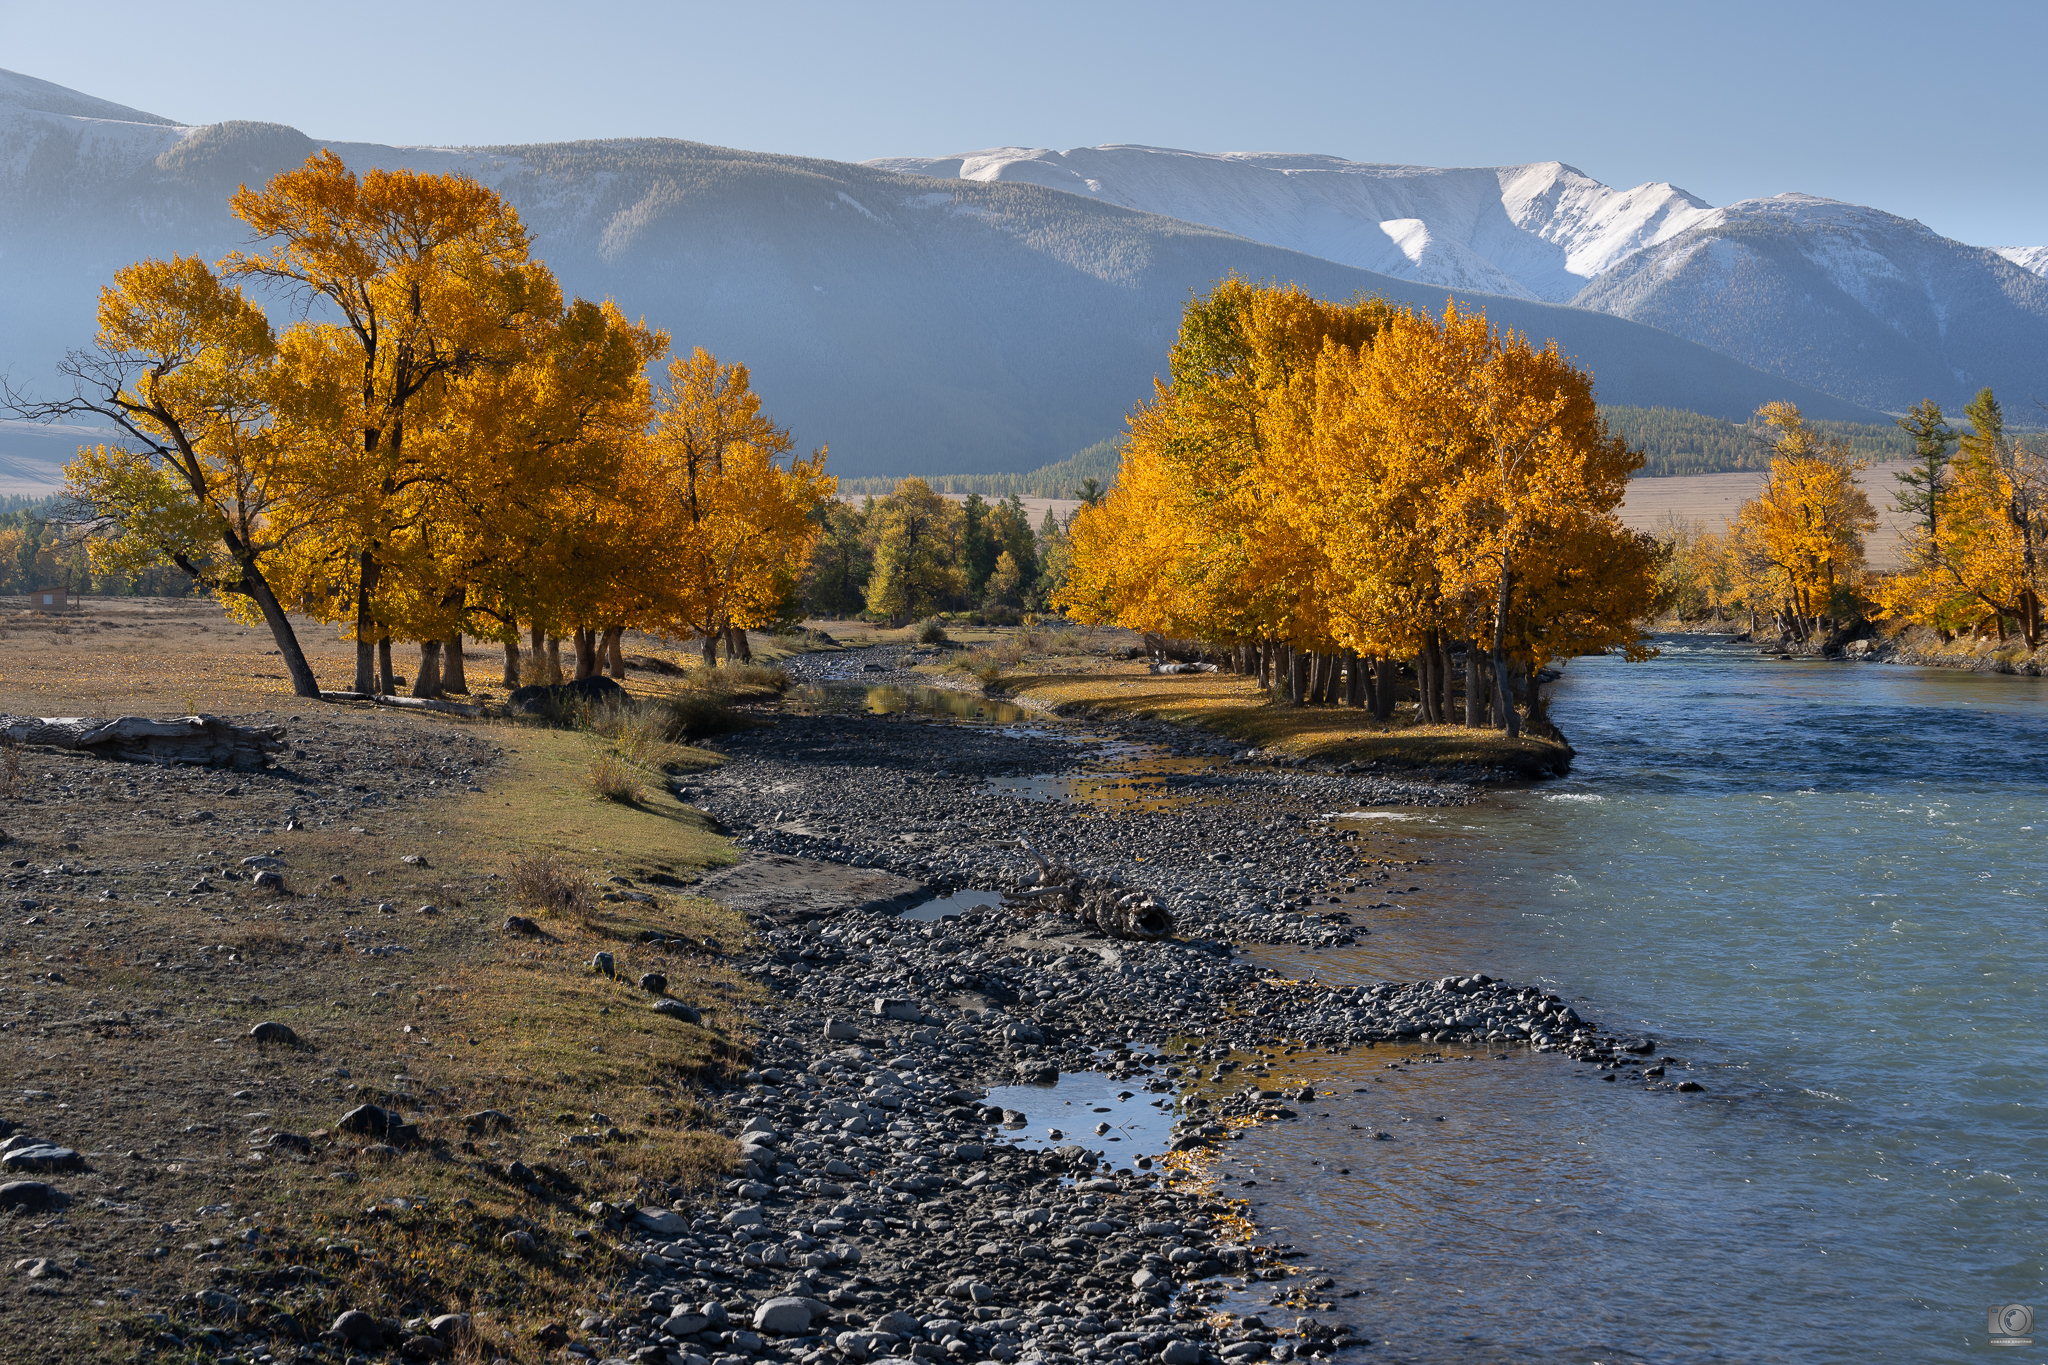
[1877, 390, 2045, 646]
[11, 152, 831, 698]
[801, 480, 1069, 623]
[1658, 392, 2045, 650]
[1059, 279, 1660, 736]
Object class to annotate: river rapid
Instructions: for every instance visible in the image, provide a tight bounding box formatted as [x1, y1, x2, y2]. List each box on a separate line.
[1231, 638, 2048, 1364]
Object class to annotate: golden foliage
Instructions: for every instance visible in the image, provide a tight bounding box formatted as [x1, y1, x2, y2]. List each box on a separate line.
[1062, 281, 1658, 732]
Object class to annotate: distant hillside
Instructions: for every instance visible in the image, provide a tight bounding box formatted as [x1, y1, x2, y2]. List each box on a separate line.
[838, 440, 1120, 500]
[1605, 406, 1914, 477]
[845, 409, 1927, 496]
[1, 69, 1886, 478]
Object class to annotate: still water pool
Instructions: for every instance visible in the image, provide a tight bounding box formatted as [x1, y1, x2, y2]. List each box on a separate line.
[1229, 640, 2048, 1363]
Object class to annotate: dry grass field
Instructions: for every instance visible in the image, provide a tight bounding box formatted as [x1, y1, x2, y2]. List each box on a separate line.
[1619, 461, 1916, 568]
[0, 598, 762, 1363]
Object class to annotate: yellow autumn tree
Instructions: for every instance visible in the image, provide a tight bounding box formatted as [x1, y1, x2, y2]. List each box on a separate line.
[225, 150, 541, 693]
[1727, 402, 1877, 641]
[642, 349, 831, 660]
[1067, 284, 1658, 733]
[1879, 389, 2045, 644]
[27, 255, 326, 696]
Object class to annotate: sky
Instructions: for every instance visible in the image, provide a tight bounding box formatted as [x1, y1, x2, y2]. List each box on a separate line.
[5, 0, 2047, 246]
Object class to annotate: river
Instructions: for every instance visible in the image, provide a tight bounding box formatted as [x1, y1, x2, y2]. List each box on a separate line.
[1221, 638, 2048, 1363]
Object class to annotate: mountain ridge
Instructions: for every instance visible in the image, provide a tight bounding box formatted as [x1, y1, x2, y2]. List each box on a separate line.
[880, 144, 2048, 412]
[1, 70, 1885, 477]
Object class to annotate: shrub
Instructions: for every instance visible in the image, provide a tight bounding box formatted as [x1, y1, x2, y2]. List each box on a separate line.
[915, 619, 949, 645]
[653, 692, 746, 742]
[947, 649, 1006, 688]
[583, 750, 645, 804]
[507, 853, 594, 919]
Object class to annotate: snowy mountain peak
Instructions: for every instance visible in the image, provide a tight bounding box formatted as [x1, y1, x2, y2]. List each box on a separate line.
[1995, 245, 2048, 277]
[864, 144, 1715, 302]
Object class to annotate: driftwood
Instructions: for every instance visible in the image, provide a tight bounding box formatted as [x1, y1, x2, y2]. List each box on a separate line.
[0, 714, 286, 770]
[1004, 838, 1174, 940]
[320, 690, 482, 717]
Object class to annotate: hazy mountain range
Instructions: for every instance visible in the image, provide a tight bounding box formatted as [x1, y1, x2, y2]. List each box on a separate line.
[876, 146, 2048, 417]
[0, 69, 1900, 480]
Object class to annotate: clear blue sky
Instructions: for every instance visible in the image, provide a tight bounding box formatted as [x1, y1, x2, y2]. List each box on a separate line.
[7, 0, 2045, 246]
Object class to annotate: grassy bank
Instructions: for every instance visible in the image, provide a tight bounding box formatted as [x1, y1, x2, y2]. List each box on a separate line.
[934, 643, 1572, 778]
[0, 615, 769, 1361]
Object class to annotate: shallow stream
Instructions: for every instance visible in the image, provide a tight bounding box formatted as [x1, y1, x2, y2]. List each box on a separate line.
[1225, 639, 2048, 1363]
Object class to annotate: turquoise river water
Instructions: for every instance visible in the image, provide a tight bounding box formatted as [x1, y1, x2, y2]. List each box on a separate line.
[1201, 639, 2047, 1363]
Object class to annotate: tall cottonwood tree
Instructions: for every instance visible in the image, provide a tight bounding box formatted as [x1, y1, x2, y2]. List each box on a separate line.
[11, 257, 324, 696]
[225, 151, 538, 693]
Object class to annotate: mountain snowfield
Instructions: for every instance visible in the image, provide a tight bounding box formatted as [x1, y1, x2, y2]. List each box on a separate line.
[863, 146, 1720, 303]
[1995, 245, 2048, 276]
[875, 145, 2048, 414]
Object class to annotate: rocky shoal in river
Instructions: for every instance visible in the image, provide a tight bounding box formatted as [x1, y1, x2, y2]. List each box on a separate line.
[548, 654, 1681, 1365]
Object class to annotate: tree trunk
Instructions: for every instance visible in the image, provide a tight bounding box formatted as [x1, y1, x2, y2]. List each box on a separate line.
[502, 637, 521, 688]
[702, 631, 720, 667]
[377, 634, 395, 696]
[573, 627, 598, 680]
[236, 558, 321, 698]
[1257, 640, 1271, 690]
[1464, 639, 1485, 728]
[1415, 640, 1436, 723]
[442, 632, 468, 694]
[352, 550, 379, 694]
[545, 636, 564, 683]
[602, 626, 626, 679]
[1288, 646, 1306, 705]
[1369, 658, 1389, 720]
[412, 640, 443, 698]
[1343, 651, 1363, 708]
[726, 624, 753, 663]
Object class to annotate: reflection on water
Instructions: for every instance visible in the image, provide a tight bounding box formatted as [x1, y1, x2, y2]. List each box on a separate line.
[1201, 641, 2048, 1363]
[982, 1067, 1183, 1163]
[899, 886, 1001, 922]
[984, 751, 1229, 812]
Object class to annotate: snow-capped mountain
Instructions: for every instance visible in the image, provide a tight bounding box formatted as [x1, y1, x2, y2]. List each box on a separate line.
[879, 145, 2048, 413]
[1995, 245, 2048, 276]
[1572, 194, 2048, 412]
[0, 71, 1883, 475]
[863, 147, 1717, 304]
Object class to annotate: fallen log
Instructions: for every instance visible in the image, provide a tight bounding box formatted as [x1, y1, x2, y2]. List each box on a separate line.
[319, 690, 481, 717]
[1004, 837, 1174, 940]
[0, 714, 286, 770]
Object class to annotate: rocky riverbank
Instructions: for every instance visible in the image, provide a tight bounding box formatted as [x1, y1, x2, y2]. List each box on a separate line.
[555, 658, 1671, 1365]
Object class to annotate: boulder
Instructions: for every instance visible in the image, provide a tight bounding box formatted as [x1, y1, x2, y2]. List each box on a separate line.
[248, 1020, 300, 1045]
[0, 1145, 84, 1174]
[0, 1181, 69, 1212]
[507, 677, 625, 716]
[634, 1207, 689, 1237]
[651, 999, 701, 1024]
[330, 1310, 383, 1348]
[753, 1296, 816, 1335]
